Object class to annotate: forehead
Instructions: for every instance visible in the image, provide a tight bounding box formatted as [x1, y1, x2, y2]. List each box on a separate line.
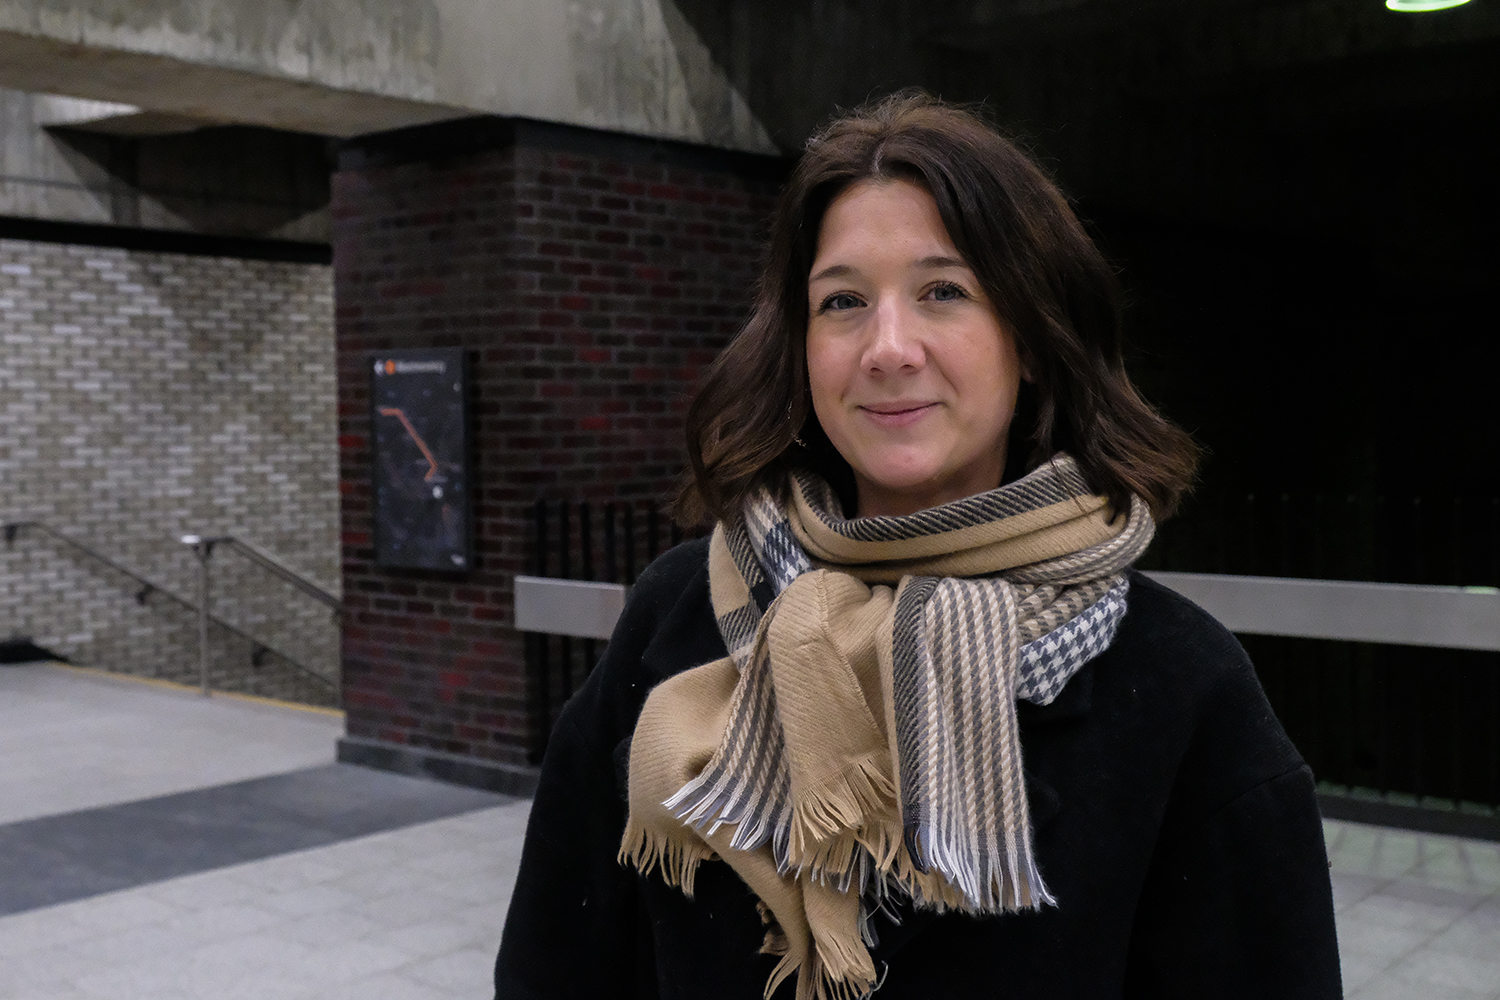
[811, 178, 961, 270]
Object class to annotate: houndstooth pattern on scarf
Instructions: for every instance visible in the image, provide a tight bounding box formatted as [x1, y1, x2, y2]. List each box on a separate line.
[1016, 577, 1129, 705]
[721, 483, 1134, 708]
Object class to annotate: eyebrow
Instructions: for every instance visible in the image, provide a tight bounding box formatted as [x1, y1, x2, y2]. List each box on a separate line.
[915, 255, 969, 271]
[808, 255, 971, 284]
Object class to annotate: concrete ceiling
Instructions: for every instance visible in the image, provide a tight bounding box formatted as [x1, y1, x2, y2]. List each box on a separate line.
[664, 0, 1500, 148]
[0, 0, 775, 149]
[0, 0, 1491, 149]
[0, 0, 1491, 272]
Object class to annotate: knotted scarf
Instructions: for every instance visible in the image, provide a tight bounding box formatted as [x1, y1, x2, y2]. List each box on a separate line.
[620, 454, 1155, 999]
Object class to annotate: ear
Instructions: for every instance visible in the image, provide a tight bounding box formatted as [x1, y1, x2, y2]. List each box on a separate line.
[1014, 338, 1037, 384]
[1019, 354, 1037, 384]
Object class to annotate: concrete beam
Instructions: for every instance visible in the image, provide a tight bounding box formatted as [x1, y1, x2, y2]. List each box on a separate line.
[0, 27, 468, 137]
[30, 94, 215, 135]
[0, 86, 332, 239]
[0, 0, 776, 149]
[513, 577, 628, 642]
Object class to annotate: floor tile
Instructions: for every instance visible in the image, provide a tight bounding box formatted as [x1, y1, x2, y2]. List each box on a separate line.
[1333, 871, 1390, 911]
[1336, 914, 1437, 961]
[316, 971, 456, 1000]
[0, 664, 341, 825]
[1384, 949, 1500, 995]
[401, 946, 498, 994]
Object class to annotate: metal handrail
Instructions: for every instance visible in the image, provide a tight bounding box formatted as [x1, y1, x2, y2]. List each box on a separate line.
[186, 534, 340, 614]
[3, 521, 337, 697]
[1143, 571, 1500, 652]
[516, 569, 1500, 652]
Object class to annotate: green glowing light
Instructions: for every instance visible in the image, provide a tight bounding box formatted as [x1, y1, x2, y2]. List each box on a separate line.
[1386, 0, 1471, 11]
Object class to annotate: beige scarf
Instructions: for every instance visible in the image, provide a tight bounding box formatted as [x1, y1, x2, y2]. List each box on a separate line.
[620, 455, 1154, 999]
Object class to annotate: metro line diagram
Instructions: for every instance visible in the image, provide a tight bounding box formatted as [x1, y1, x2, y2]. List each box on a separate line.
[370, 351, 469, 570]
[377, 407, 442, 485]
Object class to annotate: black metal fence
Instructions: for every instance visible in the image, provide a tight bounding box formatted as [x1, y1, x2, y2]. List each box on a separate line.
[1242, 634, 1499, 814]
[525, 493, 1500, 829]
[1144, 492, 1500, 823]
[525, 499, 702, 762]
[1139, 492, 1500, 587]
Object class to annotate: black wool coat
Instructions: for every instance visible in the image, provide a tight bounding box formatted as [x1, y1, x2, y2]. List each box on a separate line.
[495, 539, 1343, 999]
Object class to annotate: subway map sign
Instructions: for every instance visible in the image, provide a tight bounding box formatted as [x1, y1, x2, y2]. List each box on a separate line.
[370, 348, 471, 570]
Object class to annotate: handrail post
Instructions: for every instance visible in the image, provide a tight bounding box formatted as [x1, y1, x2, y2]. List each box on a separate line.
[1, 520, 334, 699]
[183, 535, 215, 697]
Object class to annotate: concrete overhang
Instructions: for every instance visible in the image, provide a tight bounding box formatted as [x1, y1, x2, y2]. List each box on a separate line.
[0, 0, 776, 150]
[0, 24, 475, 138]
[31, 93, 228, 135]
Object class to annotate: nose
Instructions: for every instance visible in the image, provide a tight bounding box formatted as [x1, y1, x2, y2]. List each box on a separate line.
[862, 298, 925, 374]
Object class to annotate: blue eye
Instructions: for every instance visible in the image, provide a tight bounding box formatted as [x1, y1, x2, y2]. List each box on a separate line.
[930, 282, 966, 302]
[820, 292, 863, 312]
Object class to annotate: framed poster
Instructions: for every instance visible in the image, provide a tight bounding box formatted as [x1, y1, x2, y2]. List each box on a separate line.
[369, 348, 472, 570]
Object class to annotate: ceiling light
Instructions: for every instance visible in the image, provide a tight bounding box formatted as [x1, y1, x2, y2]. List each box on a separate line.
[1386, 0, 1471, 10]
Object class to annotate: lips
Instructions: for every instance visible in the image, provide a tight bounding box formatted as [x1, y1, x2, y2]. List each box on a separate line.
[858, 401, 938, 428]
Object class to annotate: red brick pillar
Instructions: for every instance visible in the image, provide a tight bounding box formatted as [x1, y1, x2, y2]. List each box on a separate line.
[332, 118, 784, 792]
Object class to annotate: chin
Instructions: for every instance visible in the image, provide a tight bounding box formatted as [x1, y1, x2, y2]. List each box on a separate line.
[861, 469, 951, 502]
[857, 457, 942, 487]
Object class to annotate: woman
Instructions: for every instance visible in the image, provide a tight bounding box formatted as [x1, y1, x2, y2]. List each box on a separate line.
[495, 93, 1341, 999]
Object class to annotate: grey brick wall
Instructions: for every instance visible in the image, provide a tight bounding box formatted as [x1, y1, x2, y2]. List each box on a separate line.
[0, 239, 340, 705]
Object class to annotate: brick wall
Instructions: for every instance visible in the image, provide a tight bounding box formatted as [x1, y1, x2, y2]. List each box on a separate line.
[334, 119, 785, 778]
[0, 239, 340, 704]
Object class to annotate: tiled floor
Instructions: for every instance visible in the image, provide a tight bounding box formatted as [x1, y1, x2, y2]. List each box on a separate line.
[2, 661, 1499, 999]
[0, 800, 529, 1000]
[0, 663, 344, 825]
[1329, 820, 1500, 998]
[0, 663, 523, 1000]
[0, 763, 508, 915]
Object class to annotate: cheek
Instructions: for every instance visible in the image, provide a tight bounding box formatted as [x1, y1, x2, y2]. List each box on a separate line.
[805, 333, 845, 407]
[950, 329, 1022, 430]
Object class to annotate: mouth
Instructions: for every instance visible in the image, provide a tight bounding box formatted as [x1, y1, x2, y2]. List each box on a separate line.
[858, 401, 938, 427]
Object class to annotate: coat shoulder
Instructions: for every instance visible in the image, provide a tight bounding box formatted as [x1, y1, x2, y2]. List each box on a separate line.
[1112, 570, 1268, 715]
[576, 536, 721, 732]
[1110, 569, 1306, 820]
[625, 536, 721, 682]
[1120, 571, 1251, 673]
[627, 536, 712, 619]
[600, 536, 712, 662]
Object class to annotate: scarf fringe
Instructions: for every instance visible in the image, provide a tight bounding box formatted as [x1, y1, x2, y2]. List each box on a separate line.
[617, 817, 715, 899]
[757, 899, 790, 957]
[664, 764, 779, 852]
[798, 939, 879, 1000]
[765, 950, 801, 1000]
[899, 821, 1056, 912]
[787, 754, 897, 872]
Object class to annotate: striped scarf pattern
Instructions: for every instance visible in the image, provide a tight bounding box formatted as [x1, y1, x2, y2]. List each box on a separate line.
[621, 455, 1154, 999]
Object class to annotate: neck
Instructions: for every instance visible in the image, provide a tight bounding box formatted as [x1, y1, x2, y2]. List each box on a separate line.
[852, 458, 1006, 518]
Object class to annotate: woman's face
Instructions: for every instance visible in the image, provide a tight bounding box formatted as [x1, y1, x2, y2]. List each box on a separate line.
[806, 178, 1024, 518]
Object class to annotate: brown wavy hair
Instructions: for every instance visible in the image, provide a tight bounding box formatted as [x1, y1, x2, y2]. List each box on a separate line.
[677, 91, 1199, 525]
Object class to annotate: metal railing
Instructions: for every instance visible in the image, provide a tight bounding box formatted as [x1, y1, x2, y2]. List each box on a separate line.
[185, 534, 342, 614]
[516, 499, 700, 761]
[1143, 491, 1500, 837]
[516, 496, 1500, 837]
[1146, 572, 1500, 651]
[3, 521, 339, 702]
[179, 533, 341, 700]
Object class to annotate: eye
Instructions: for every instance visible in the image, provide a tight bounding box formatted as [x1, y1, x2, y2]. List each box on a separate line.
[818, 292, 864, 313]
[928, 281, 968, 302]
